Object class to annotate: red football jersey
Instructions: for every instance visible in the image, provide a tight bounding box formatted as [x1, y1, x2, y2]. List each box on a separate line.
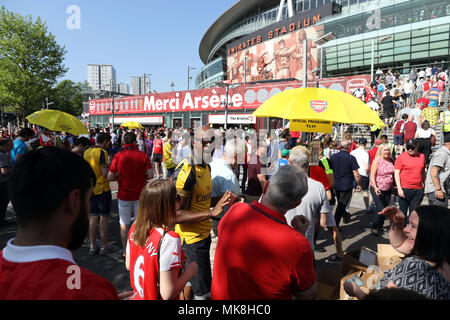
[153, 139, 163, 154]
[0, 242, 118, 300]
[309, 165, 331, 190]
[127, 224, 184, 300]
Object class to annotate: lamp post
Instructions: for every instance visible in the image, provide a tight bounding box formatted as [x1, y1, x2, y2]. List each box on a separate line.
[371, 35, 392, 83]
[170, 81, 175, 92]
[187, 66, 196, 91]
[45, 97, 54, 109]
[143, 73, 152, 94]
[310, 32, 336, 88]
[215, 80, 234, 130]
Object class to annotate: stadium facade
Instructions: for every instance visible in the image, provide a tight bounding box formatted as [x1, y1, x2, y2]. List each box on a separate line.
[88, 0, 449, 129]
[197, 0, 450, 88]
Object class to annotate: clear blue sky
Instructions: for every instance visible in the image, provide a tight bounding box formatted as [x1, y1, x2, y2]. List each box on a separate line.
[2, 0, 237, 92]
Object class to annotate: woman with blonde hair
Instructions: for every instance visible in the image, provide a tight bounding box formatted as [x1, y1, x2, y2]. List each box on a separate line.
[369, 144, 395, 235]
[126, 179, 198, 300]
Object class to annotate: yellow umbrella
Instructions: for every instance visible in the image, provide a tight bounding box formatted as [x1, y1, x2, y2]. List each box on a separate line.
[252, 87, 385, 133]
[120, 121, 143, 130]
[26, 109, 88, 135]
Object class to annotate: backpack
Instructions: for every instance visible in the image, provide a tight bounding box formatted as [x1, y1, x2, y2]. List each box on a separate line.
[377, 84, 384, 92]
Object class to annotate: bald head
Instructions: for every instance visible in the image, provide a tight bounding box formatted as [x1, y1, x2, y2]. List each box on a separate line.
[340, 140, 352, 151]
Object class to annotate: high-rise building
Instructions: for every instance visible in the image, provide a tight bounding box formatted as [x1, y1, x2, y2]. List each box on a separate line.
[87, 64, 117, 91]
[130, 76, 150, 95]
[117, 82, 129, 94]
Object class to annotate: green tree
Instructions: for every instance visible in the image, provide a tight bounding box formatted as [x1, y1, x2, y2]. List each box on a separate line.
[49, 80, 89, 116]
[0, 6, 67, 118]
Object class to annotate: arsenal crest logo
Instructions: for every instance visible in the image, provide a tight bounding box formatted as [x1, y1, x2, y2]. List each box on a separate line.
[310, 100, 327, 113]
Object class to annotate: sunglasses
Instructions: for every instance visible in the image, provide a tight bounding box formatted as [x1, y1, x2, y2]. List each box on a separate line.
[406, 145, 417, 150]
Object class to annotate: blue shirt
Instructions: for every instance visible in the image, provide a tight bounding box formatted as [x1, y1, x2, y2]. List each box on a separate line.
[210, 158, 240, 219]
[10, 139, 27, 166]
[278, 158, 289, 167]
[330, 150, 359, 191]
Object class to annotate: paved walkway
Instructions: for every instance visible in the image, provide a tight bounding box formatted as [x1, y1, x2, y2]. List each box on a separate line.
[0, 184, 432, 295]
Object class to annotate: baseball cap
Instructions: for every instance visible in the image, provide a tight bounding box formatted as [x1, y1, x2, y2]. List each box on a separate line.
[281, 149, 290, 157]
[405, 138, 418, 148]
[444, 134, 450, 143]
[358, 137, 367, 145]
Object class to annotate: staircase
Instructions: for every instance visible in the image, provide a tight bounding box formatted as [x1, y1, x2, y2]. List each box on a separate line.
[347, 87, 449, 154]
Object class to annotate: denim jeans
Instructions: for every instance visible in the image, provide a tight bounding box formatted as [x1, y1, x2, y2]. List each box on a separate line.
[398, 188, 424, 224]
[370, 187, 392, 230]
[0, 183, 9, 223]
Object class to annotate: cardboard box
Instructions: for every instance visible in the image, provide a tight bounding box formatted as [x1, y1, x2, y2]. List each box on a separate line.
[339, 270, 374, 300]
[376, 244, 404, 270]
[339, 247, 376, 275]
[315, 268, 343, 300]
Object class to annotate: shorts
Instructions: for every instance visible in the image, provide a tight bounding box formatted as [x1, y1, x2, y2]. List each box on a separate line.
[383, 109, 395, 118]
[360, 176, 369, 191]
[354, 176, 369, 191]
[394, 134, 404, 145]
[118, 199, 139, 226]
[152, 153, 163, 163]
[182, 236, 212, 296]
[326, 208, 337, 227]
[90, 191, 112, 216]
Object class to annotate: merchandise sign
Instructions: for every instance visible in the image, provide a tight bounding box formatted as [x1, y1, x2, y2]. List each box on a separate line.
[290, 119, 332, 133]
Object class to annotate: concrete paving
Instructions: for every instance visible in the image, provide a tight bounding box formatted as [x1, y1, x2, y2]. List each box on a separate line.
[0, 181, 432, 295]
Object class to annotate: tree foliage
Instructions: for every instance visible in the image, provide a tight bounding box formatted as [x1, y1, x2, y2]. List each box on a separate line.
[48, 80, 89, 116]
[0, 6, 67, 117]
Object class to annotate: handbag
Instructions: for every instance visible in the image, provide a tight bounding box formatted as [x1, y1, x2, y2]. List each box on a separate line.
[430, 135, 436, 146]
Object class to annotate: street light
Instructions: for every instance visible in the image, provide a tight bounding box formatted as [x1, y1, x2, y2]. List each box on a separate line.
[187, 66, 196, 91]
[300, 32, 336, 88]
[314, 32, 336, 81]
[215, 80, 234, 130]
[46, 97, 54, 109]
[143, 73, 152, 94]
[170, 81, 175, 92]
[371, 35, 392, 82]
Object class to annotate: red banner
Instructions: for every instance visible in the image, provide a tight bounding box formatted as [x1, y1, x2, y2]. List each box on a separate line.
[89, 75, 371, 116]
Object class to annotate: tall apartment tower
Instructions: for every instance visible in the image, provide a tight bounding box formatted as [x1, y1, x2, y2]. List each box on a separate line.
[130, 76, 150, 95]
[87, 64, 117, 91]
[117, 82, 129, 94]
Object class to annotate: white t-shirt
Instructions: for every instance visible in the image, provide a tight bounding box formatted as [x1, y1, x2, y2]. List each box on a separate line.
[418, 70, 426, 78]
[367, 101, 379, 111]
[416, 128, 435, 139]
[285, 178, 332, 251]
[350, 148, 370, 177]
[403, 82, 414, 94]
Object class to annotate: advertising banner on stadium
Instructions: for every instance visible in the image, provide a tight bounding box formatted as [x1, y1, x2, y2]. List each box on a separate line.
[88, 75, 370, 116]
[226, 24, 324, 84]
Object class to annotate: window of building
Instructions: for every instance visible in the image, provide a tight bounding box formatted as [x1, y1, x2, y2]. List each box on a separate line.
[430, 48, 449, 57]
[411, 51, 428, 59]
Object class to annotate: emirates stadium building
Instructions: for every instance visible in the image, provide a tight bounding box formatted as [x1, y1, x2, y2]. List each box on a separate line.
[196, 0, 450, 88]
[88, 0, 449, 130]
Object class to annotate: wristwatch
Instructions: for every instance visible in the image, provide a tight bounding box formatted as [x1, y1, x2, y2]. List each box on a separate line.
[435, 187, 442, 191]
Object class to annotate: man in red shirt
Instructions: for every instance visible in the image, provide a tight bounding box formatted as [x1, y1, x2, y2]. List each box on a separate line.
[416, 94, 430, 110]
[211, 165, 317, 300]
[151, 132, 164, 179]
[401, 115, 417, 144]
[0, 147, 119, 299]
[108, 132, 152, 260]
[394, 139, 426, 223]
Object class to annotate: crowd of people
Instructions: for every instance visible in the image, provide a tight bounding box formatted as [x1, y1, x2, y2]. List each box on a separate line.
[0, 116, 448, 300]
[0, 65, 449, 300]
